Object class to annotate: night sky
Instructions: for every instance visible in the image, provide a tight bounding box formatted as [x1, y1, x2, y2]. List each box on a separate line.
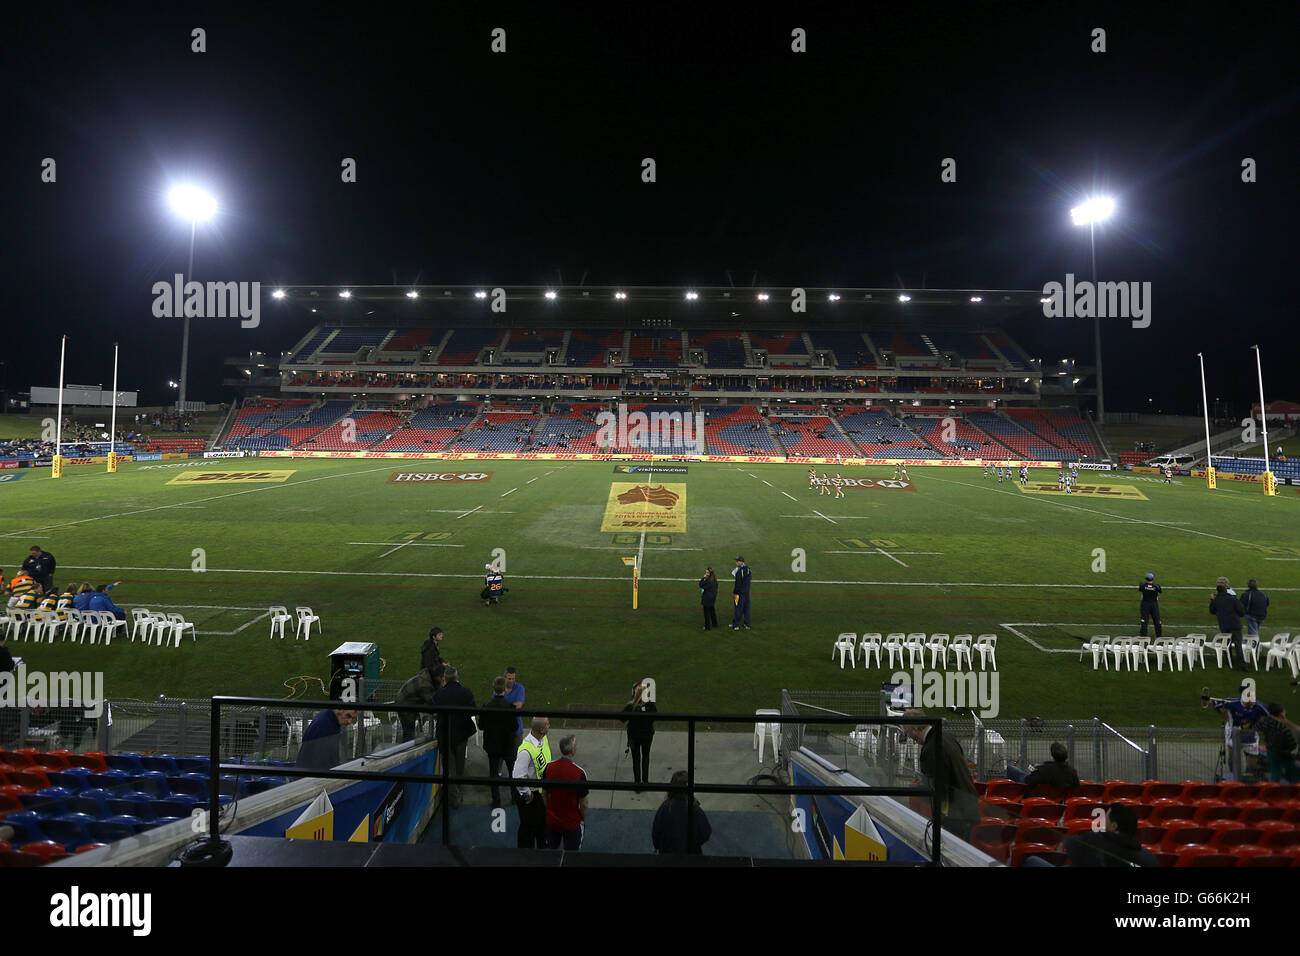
[6, 2, 1298, 415]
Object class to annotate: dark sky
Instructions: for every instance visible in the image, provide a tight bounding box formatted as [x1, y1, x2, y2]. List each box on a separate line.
[6, 1, 1298, 414]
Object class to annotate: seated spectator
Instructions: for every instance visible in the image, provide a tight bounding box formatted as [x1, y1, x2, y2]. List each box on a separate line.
[87, 583, 126, 620]
[1005, 742, 1080, 796]
[72, 582, 96, 610]
[1063, 804, 1158, 867]
[295, 708, 358, 770]
[6, 570, 41, 610]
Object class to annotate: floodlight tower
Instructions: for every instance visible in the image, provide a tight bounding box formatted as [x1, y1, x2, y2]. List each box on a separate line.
[168, 185, 217, 411]
[1070, 196, 1115, 425]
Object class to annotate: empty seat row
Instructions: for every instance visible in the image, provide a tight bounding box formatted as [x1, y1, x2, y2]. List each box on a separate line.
[834, 633, 997, 670]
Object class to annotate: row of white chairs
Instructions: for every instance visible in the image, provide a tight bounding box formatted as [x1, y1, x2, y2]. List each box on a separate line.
[1078, 633, 1294, 674]
[268, 606, 321, 640]
[2, 608, 127, 645]
[128, 609, 197, 647]
[833, 632, 998, 670]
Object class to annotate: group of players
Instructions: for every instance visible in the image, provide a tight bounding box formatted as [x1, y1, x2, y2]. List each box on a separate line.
[983, 462, 1032, 486]
[808, 467, 849, 498]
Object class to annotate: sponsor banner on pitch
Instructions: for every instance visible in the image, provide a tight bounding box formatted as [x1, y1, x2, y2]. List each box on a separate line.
[0, 473, 22, 483]
[1019, 482, 1148, 499]
[167, 470, 296, 485]
[613, 465, 689, 474]
[601, 483, 688, 531]
[388, 471, 493, 483]
[839, 477, 915, 491]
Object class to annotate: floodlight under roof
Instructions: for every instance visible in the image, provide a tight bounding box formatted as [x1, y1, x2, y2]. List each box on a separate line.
[339, 290, 351, 298]
[544, 290, 557, 299]
[969, 296, 982, 303]
[898, 294, 911, 303]
[272, 289, 286, 299]
[474, 290, 487, 299]
[405, 291, 419, 299]
[167, 184, 217, 222]
[685, 291, 699, 300]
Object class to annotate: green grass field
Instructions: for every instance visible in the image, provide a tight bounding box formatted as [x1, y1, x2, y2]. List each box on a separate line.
[4, 457, 1298, 729]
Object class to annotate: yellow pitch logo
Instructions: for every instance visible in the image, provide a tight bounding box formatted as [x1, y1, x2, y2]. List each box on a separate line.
[602, 483, 688, 531]
[167, 470, 296, 485]
[1019, 483, 1148, 500]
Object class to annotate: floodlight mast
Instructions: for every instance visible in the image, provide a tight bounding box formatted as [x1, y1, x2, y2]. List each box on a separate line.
[1070, 197, 1114, 425]
[168, 185, 217, 411]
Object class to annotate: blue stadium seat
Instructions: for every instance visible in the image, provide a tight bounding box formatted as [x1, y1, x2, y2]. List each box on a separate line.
[106, 796, 156, 820]
[20, 792, 68, 813]
[105, 753, 144, 774]
[88, 769, 132, 791]
[101, 814, 149, 834]
[139, 756, 180, 774]
[174, 757, 211, 774]
[4, 812, 46, 843]
[153, 798, 200, 818]
[42, 815, 93, 849]
[128, 772, 170, 797]
[246, 776, 287, 794]
[85, 821, 135, 844]
[46, 769, 93, 792]
[166, 776, 208, 799]
[66, 793, 111, 818]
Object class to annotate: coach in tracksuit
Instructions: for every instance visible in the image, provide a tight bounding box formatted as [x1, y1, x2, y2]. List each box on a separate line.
[1241, 579, 1270, 638]
[1138, 572, 1163, 637]
[22, 546, 56, 594]
[729, 556, 752, 630]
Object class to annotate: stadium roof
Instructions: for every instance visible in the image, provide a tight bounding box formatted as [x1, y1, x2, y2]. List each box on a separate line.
[266, 285, 1045, 331]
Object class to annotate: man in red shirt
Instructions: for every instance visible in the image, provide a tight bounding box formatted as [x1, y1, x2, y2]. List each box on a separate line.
[542, 734, 589, 851]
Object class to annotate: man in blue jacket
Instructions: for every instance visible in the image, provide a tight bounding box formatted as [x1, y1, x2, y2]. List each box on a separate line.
[87, 583, 126, 621]
[1241, 579, 1270, 639]
[729, 555, 752, 630]
[22, 545, 56, 594]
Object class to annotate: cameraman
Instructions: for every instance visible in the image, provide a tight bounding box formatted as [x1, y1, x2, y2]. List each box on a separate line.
[1211, 683, 1268, 781]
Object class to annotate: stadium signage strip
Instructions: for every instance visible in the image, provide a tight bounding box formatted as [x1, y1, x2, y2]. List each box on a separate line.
[388, 471, 493, 483]
[66, 455, 135, 466]
[166, 470, 296, 485]
[613, 465, 689, 474]
[134, 453, 163, 461]
[261, 449, 1067, 468]
[1, 460, 19, 470]
[204, 451, 247, 458]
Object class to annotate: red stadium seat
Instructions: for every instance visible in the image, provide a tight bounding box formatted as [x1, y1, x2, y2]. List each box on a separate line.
[1101, 782, 1144, 802]
[0, 784, 31, 800]
[1161, 823, 1215, 851]
[1192, 802, 1240, 824]
[973, 780, 988, 797]
[1011, 844, 1066, 867]
[1072, 783, 1106, 800]
[4, 770, 50, 791]
[18, 840, 68, 862]
[969, 824, 1015, 862]
[1063, 800, 1105, 825]
[1020, 800, 1066, 824]
[1285, 808, 1300, 825]
[1014, 823, 1065, 847]
[55, 751, 109, 774]
[1141, 781, 1185, 803]
[978, 799, 1021, 822]
[1181, 783, 1224, 803]
[1210, 826, 1265, 849]
[1240, 805, 1286, 824]
[1152, 852, 1178, 868]
[1065, 819, 1097, 836]
[1224, 785, 1265, 804]
[1149, 802, 1197, 825]
[1233, 846, 1291, 866]
[1262, 829, 1300, 850]
[28, 753, 71, 772]
[1136, 826, 1167, 851]
[1176, 846, 1237, 867]
[1025, 785, 1074, 803]
[985, 779, 1026, 801]
[0, 751, 34, 769]
[0, 793, 22, 816]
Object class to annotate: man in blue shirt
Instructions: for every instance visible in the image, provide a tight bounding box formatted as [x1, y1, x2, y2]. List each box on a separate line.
[21, 546, 56, 594]
[503, 666, 526, 751]
[730, 555, 752, 630]
[87, 583, 126, 621]
[295, 708, 358, 770]
[1213, 685, 1269, 782]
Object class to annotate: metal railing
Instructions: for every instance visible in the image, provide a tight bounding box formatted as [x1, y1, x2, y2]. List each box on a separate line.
[200, 696, 947, 864]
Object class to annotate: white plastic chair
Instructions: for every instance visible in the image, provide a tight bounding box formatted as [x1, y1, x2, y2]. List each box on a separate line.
[63, 609, 85, 643]
[833, 633, 857, 669]
[1264, 633, 1293, 673]
[1128, 637, 1151, 672]
[130, 608, 153, 643]
[904, 633, 927, 668]
[5, 608, 30, 641]
[268, 606, 293, 640]
[295, 607, 321, 641]
[137, 611, 164, 646]
[22, 610, 49, 643]
[1181, 634, 1207, 670]
[975, 634, 998, 670]
[167, 613, 195, 646]
[99, 612, 126, 646]
[1080, 635, 1110, 670]
[858, 633, 882, 668]
[926, 633, 950, 668]
[754, 709, 780, 763]
[1150, 638, 1177, 671]
[882, 634, 905, 669]
[1241, 637, 1260, 670]
[80, 611, 104, 645]
[1107, 637, 1131, 671]
[951, 634, 974, 669]
[1207, 634, 1233, 668]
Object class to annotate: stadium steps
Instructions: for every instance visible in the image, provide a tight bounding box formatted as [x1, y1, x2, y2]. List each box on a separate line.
[897, 416, 943, 455]
[741, 331, 755, 367]
[861, 332, 885, 367]
[558, 329, 573, 364]
[424, 330, 453, 365]
[919, 333, 941, 357]
[967, 420, 1021, 458]
[979, 333, 1011, 368]
[375, 330, 397, 352]
[210, 403, 239, 450]
[765, 417, 788, 455]
[1087, 416, 1113, 461]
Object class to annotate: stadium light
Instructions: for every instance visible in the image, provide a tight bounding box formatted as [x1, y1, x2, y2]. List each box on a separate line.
[756, 293, 769, 301]
[272, 289, 286, 299]
[544, 290, 557, 300]
[167, 184, 217, 413]
[474, 290, 487, 299]
[614, 291, 628, 300]
[827, 293, 841, 301]
[685, 291, 699, 300]
[1071, 195, 1115, 425]
[970, 296, 982, 303]
[405, 290, 419, 299]
[898, 294, 911, 303]
[339, 290, 352, 299]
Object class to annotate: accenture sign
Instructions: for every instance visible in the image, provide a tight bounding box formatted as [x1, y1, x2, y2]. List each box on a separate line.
[388, 471, 494, 483]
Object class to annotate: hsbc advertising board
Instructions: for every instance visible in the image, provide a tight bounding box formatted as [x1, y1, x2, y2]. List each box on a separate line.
[388, 471, 493, 483]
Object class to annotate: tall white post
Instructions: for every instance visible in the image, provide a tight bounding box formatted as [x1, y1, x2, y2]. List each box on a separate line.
[1253, 345, 1274, 496]
[108, 342, 120, 473]
[1197, 353, 1215, 490]
[53, 335, 67, 479]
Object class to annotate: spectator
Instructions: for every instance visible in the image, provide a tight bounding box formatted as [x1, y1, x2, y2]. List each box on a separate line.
[1063, 804, 1159, 867]
[72, 582, 95, 611]
[479, 676, 518, 808]
[903, 710, 980, 840]
[1210, 578, 1248, 670]
[698, 567, 718, 631]
[651, 769, 712, 854]
[392, 666, 441, 742]
[503, 666, 526, 751]
[419, 626, 444, 674]
[6, 570, 41, 610]
[88, 583, 126, 621]
[0, 633, 13, 674]
[1241, 579, 1270, 639]
[22, 545, 56, 593]
[729, 555, 752, 630]
[1257, 703, 1300, 783]
[1005, 742, 1080, 797]
[513, 716, 553, 849]
[620, 681, 657, 792]
[432, 665, 476, 808]
[541, 734, 589, 851]
[295, 708, 358, 770]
